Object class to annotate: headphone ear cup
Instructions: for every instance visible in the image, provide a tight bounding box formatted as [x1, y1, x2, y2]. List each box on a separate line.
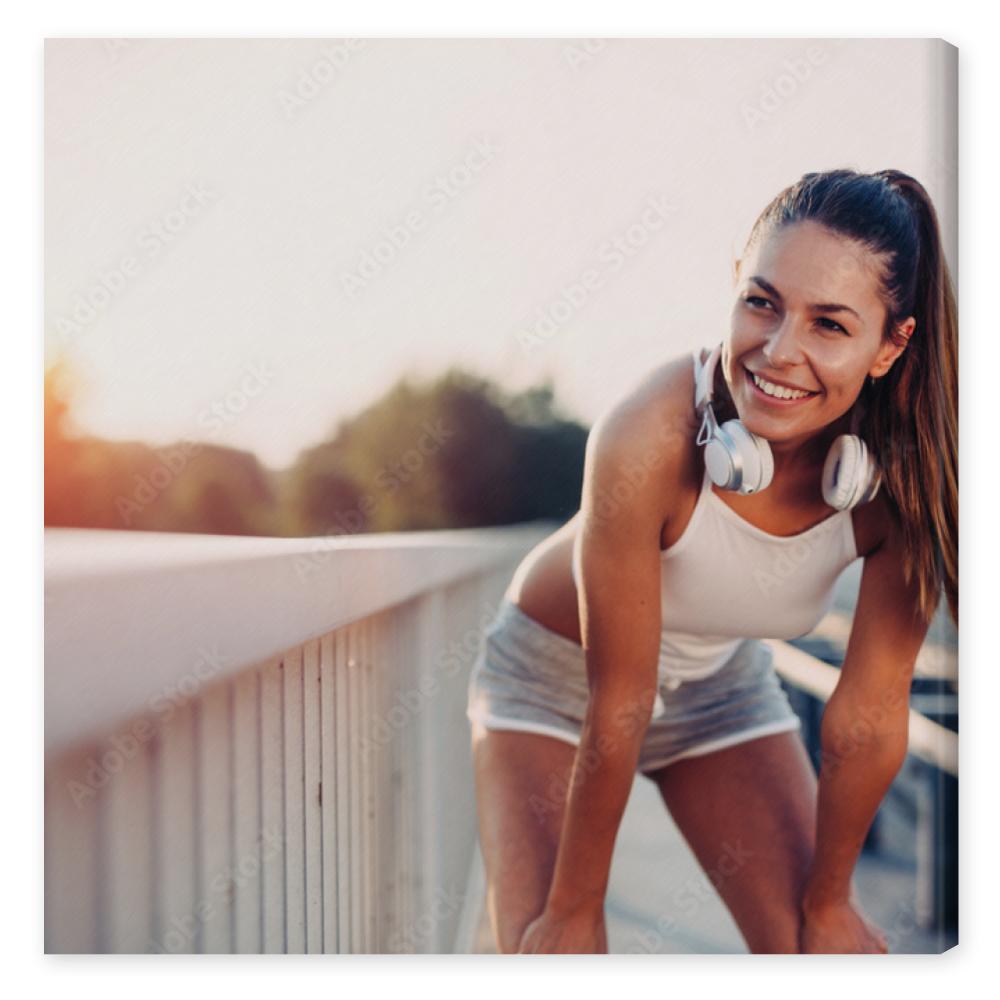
[823, 434, 879, 510]
[853, 437, 882, 505]
[704, 434, 738, 490]
[823, 434, 856, 510]
[749, 427, 774, 493]
[720, 419, 774, 495]
[860, 469, 882, 505]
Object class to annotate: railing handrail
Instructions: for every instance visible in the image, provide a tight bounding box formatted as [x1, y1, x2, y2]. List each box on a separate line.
[46, 525, 957, 777]
[44, 524, 553, 755]
[766, 639, 958, 777]
[807, 609, 957, 682]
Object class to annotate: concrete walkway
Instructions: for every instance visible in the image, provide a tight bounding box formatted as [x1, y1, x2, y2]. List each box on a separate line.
[472, 768, 953, 954]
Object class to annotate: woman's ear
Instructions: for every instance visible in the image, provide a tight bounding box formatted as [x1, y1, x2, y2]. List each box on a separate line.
[891, 316, 916, 349]
[873, 317, 917, 377]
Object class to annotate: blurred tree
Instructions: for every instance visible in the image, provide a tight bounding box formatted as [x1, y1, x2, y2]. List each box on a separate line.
[45, 359, 278, 534]
[45, 358, 588, 537]
[143, 444, 278, 536]
[286, 368, 586, 535]
[47, 435, 278, 535]
[283, 468, 369, 536]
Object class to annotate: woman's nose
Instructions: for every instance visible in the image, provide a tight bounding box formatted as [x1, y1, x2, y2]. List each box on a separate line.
[763, 320, 806, 368]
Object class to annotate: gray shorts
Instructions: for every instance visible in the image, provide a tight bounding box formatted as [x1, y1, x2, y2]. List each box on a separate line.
[466, 597, 802, 776]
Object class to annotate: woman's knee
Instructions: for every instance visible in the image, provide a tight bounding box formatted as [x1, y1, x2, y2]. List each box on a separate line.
[471, 729, 578, 952]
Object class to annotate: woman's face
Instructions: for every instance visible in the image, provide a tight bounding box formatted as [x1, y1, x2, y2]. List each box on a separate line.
[725, 220, 913, 448]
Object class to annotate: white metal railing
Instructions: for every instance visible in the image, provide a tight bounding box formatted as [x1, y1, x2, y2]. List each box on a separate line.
[44, 524, 551, 954]
[44, 526, 958, 952]
[765, 640, 958, 777]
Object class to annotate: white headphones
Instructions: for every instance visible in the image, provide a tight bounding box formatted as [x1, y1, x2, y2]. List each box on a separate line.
[694, 341, 881, 510]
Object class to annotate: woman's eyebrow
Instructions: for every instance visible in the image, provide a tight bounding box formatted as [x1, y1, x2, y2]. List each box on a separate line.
[749, 275, 861, 319]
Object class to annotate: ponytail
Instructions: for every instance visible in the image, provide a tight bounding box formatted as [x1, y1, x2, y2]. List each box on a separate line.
[744, 169, 958, 625]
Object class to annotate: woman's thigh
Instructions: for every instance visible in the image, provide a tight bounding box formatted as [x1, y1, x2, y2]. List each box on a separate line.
[470, 724, 579, 953]
[645, 729, 819, 953]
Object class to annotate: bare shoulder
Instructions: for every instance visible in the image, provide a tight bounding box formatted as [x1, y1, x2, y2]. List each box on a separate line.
[583, 351, 702, 530]
[593, 350, 700, 441]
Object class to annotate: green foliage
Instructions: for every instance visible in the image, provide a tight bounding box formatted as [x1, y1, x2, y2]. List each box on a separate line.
[285, 368, 587, 535]
[45, 364, 588, 537]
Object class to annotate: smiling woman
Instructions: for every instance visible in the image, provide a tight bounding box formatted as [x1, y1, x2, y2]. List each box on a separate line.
[467, 166, 957, 955]
[723, 171, 958, 626]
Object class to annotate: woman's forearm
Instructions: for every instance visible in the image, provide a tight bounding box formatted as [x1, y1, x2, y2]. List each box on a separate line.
[803, 730, 908, 911]
[544, 691, 653, 915]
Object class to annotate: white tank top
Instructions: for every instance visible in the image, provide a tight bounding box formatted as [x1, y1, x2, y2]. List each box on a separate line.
[574, 348, 859, 694]
[657, 452, 858, 684]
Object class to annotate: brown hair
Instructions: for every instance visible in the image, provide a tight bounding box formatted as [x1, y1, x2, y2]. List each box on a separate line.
[740, 169, 958, 626]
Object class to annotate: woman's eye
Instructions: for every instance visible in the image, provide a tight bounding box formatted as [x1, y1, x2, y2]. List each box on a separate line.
[744, 296, 848, 335]
[817, 317, 847, 334]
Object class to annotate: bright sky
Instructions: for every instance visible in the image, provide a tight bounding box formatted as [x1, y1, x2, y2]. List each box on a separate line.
[45, 38, 955, 469]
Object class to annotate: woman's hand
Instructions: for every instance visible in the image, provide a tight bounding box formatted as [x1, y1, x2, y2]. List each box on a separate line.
[799, 898, 889, 954]
[517, 904, 608, 954]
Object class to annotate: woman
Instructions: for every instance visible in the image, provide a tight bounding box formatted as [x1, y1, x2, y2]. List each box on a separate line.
[465, 168, 958, 954]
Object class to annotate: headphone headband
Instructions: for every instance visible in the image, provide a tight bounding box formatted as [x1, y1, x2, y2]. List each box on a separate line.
[694, 341, 723, 412]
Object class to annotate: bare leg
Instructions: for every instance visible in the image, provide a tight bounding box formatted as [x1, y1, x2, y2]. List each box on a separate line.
[470, 724, 580, 953]
[646, 730, 818, 953]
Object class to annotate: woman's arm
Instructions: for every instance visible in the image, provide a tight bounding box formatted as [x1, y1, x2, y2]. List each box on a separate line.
[800, 514, 936, 952]
[520, 390, 684, 952]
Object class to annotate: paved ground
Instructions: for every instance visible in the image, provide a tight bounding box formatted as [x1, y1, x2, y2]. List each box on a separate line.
[472, 769, 955, 954]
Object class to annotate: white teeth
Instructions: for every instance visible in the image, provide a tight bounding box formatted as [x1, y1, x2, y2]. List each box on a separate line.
[751, 372, 813, 400]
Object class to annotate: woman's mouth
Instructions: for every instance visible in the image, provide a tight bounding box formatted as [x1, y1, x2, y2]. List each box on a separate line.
[743, 366, 821, 406]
